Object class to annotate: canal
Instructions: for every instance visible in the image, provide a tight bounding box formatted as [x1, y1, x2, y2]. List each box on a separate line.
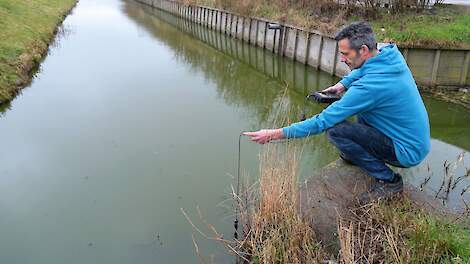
[0, 0, 469, 263]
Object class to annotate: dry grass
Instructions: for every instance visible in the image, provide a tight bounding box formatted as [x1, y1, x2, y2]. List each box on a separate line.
[179, 0, 348, 35]
[235, 143, 327, 263]
[181, 140, 329, 263]
[337, 198, 470, 264]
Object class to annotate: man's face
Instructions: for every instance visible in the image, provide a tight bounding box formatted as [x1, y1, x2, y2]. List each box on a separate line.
[338, 39, 366, 70]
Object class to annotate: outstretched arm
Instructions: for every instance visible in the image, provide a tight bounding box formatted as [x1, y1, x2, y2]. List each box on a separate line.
[244, 83, 376, 144]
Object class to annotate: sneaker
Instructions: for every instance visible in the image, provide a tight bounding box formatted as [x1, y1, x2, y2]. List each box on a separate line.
[358, 173, 403, 204]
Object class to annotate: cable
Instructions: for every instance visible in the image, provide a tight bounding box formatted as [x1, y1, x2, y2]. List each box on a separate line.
[234, 133, 289, 240]
[234, 133, 242, 239]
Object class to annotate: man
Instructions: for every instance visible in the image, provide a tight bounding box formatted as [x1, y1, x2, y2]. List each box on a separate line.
[244, 22, 430, 203]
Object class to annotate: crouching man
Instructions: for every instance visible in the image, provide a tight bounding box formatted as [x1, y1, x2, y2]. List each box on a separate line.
[244, 22, 430, 203]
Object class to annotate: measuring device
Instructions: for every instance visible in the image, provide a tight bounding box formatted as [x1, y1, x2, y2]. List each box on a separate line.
[306, 91, 341, 104]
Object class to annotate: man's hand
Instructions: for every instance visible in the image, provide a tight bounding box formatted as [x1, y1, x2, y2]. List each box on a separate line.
[242, 129, 284, 144]
[322, 82, 345, 95]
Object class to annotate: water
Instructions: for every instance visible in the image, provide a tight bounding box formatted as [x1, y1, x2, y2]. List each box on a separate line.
[0, 0, 468, 263]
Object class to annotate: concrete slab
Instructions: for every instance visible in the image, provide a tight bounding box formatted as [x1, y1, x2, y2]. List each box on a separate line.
[250, 19, 258, 45]
[257, 21, 266, 48]
[307, 34, 322, 68]
[284, 28, 297, 59]
[296, 31, 308, 64]
[320, 37, 337, 74]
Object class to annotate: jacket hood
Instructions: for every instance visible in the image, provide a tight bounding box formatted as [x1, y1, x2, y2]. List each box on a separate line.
[360, 44, 407, 74]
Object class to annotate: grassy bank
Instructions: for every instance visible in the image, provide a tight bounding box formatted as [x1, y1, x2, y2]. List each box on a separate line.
[339, 199, 470, 263]
[243, 145, 470, 263]
[180, 0, 470, 49]
[0, 0, 77, 103]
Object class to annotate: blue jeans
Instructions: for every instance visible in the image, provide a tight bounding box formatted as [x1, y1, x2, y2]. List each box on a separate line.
[326, 118, 402, 181]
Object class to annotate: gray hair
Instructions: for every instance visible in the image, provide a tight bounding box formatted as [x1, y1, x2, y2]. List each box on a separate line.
[334, 22, 377, 51]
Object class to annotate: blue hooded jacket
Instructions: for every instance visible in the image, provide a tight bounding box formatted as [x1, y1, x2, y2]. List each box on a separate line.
[282, 44, 430, 167]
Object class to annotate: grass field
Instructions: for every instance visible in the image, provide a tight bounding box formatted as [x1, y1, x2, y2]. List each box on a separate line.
[0, 0, 77, 103]
[370, 5, 470, 48]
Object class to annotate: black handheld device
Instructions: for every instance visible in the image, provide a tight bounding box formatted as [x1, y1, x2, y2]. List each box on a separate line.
[306, 92, 341, 104]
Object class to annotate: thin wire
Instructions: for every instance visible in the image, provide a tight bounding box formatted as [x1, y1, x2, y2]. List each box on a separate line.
[234, 133, 289, 239]
[234, 133, 243, 239]
[237, 133, 242, 208]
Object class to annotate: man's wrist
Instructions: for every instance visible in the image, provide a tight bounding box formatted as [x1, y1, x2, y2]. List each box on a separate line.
[272, 128, 284, 140]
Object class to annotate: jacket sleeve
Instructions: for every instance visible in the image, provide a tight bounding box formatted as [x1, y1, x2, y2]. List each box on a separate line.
[282, 84, 376, 138]
[339, 69, 363, 89]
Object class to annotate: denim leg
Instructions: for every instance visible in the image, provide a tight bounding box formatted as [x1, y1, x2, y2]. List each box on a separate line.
[326, 121, 401, 181]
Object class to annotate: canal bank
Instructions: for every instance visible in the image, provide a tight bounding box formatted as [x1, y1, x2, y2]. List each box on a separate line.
[0, 0, 78, 104]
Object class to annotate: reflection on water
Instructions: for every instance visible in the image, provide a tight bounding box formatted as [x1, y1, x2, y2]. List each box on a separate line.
[0, 0, 468, 263]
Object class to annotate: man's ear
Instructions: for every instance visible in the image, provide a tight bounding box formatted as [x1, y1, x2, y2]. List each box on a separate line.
[360, 45, 370, 56]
